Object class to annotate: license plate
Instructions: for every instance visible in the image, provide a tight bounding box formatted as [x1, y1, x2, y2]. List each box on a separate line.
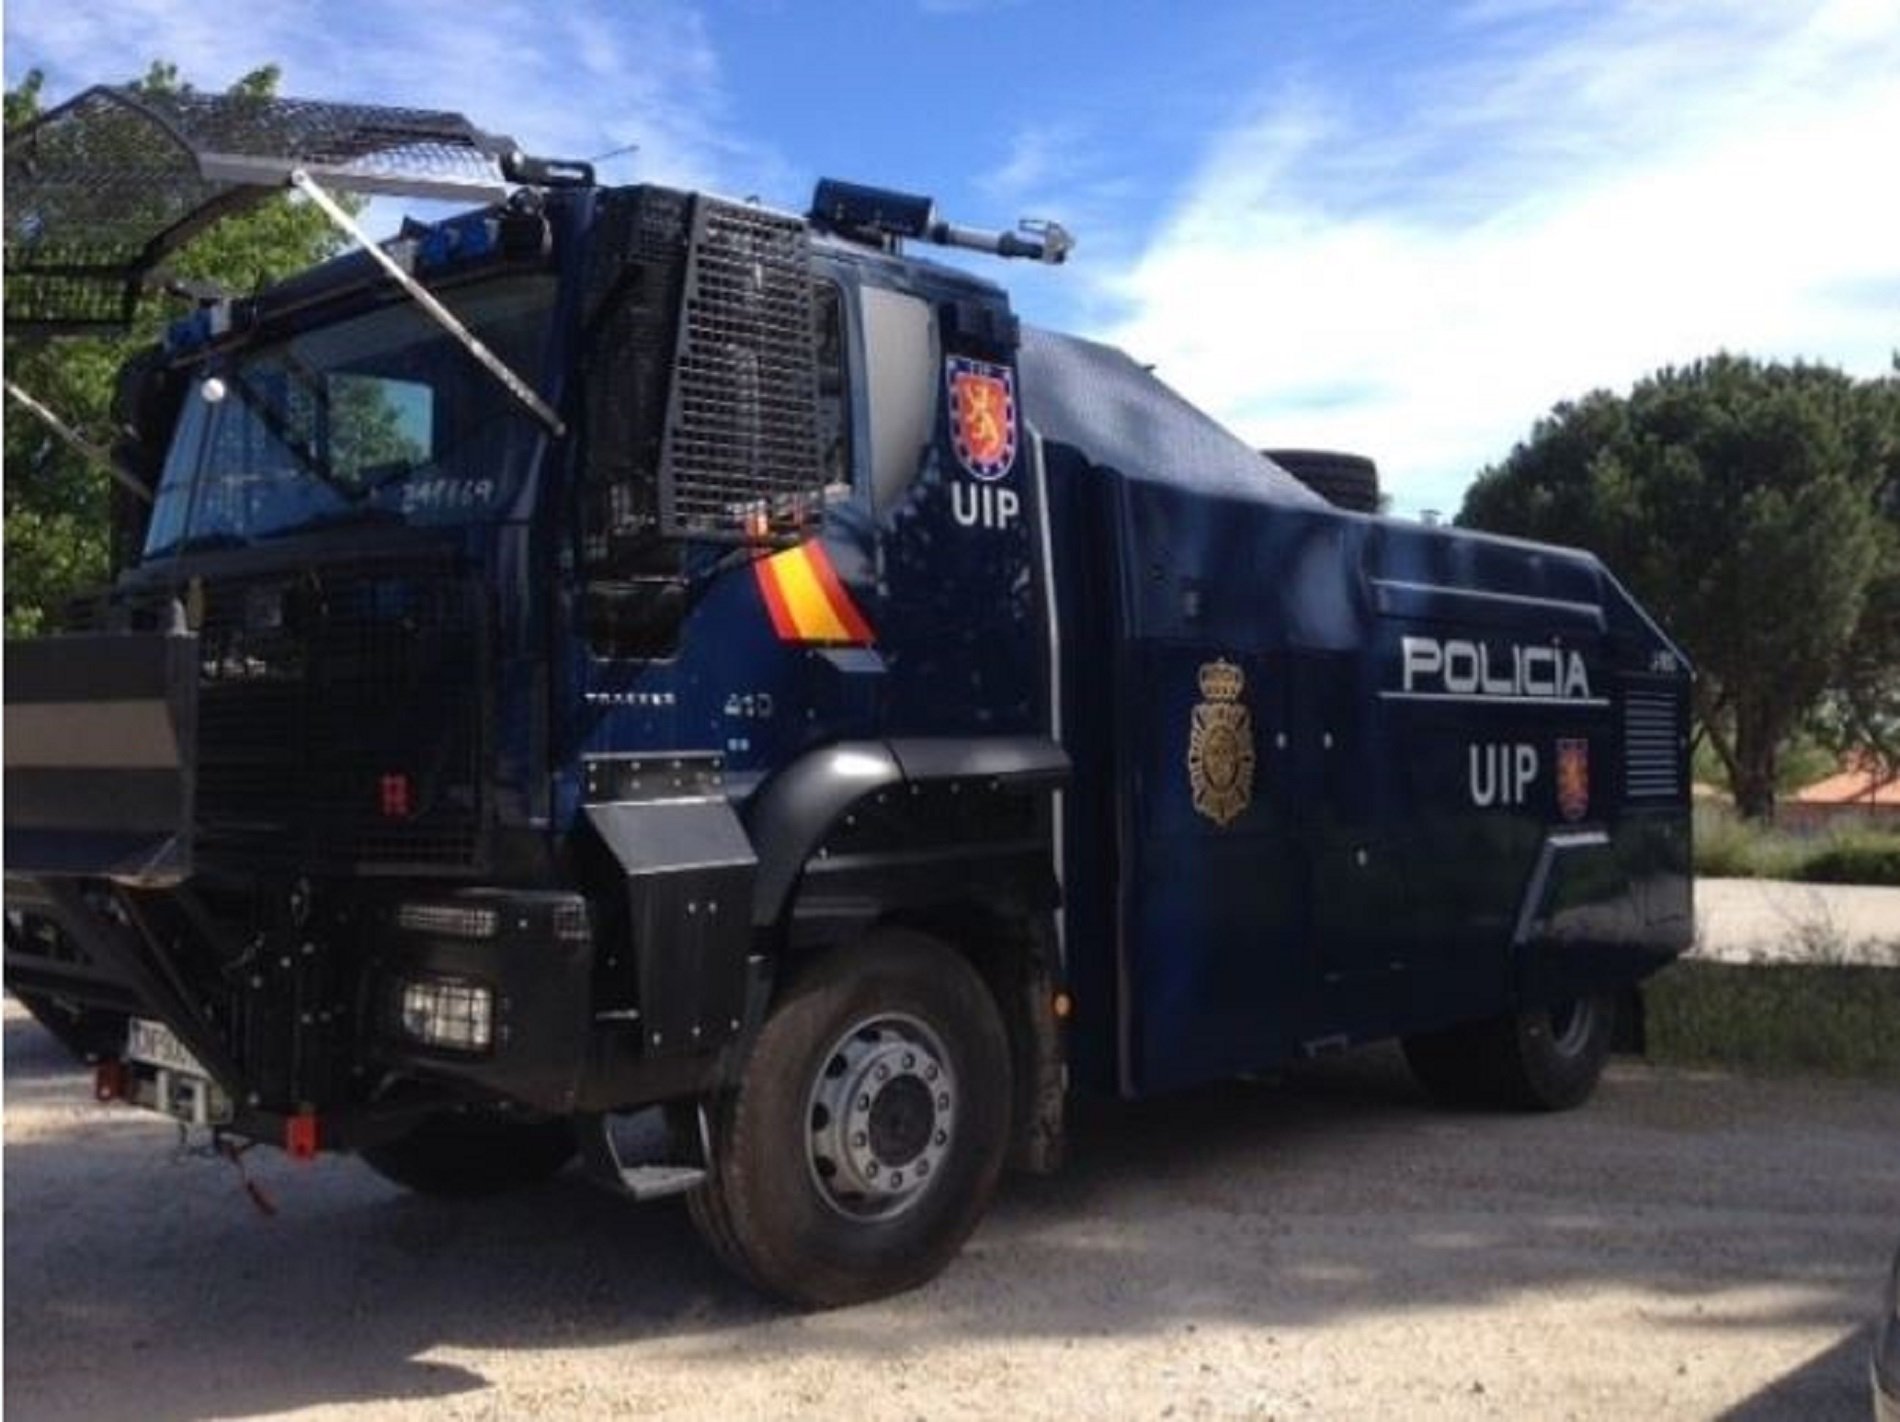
[125, 1017, 208, 1077]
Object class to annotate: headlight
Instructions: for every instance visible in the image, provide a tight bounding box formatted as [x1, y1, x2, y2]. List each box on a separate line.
[398, 977, 494, 1053]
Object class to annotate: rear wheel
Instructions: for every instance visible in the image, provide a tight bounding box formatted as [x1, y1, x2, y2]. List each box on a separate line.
[689, 929, 1011, 1307]
[359, 1111, 576, 1197]
[1403, 994, 1615, 1111]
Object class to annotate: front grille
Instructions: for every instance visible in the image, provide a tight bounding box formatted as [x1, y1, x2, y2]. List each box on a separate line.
[192, 564, 489, 870]
[1623, 689, 1684, 802]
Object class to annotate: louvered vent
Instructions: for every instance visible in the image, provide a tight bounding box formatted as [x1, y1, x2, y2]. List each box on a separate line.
[1624, 689, 1683, 801]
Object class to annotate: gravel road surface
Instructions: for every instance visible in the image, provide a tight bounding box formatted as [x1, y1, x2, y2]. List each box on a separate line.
[6, 997, 1896, 1421]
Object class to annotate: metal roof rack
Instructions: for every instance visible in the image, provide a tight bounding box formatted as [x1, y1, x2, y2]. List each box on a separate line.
[4, 86, 520, 335]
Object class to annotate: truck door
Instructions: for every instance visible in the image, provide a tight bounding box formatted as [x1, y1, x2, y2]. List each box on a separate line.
[1105, 480, 1310, 1096]
[862, 281, 1043, 740]
[1292, 646, 1417, 1041]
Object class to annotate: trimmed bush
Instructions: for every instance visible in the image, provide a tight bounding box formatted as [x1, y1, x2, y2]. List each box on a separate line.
[1798, 836, 1900, 886]
[1646, 958, 1900, 1080]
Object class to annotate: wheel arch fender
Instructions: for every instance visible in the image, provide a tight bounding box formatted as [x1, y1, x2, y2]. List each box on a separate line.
[744, 735, 1069, 931]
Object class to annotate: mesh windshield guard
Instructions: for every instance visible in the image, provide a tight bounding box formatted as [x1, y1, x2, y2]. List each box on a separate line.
[4, 86, 518, 334]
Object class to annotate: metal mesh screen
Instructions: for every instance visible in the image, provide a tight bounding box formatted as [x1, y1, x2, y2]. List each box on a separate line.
[195, 564, 489, 871]
[5, 86, 513, 332]
[578, 186, 694, 562]
[84, 564, 489, 871]
[659, 198, 825, 541]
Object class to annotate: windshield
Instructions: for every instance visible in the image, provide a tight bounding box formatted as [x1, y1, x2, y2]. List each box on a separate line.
[142, 274, 557, 556]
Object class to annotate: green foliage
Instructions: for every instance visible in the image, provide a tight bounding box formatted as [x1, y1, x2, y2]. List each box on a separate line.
[1693, 729, 1837, 795]
[1462, 355, 1900, 819]
[1811, 475, 1900, 775]
[4, 68, 44, 129]
[1798, 835, 1900, 886]
[1692, 803, 1803, 878]
[1692, 802, 1900, 884]
[4, 62, 355, 635]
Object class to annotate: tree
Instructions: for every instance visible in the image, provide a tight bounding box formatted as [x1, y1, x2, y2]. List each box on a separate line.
[1815, 426, 1900, 778]
[4, 62, 353, 634]
[1460, 354, 1900, 820]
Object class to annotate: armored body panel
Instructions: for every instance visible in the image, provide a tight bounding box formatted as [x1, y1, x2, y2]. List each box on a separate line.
[1024, 328, 1692, 1096]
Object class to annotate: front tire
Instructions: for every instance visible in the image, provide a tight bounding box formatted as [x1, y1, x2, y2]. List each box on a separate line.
[359, 1111, 576, 1197]
[689, 929, 1011, 1307]
[1403, 994, 1615, 1112]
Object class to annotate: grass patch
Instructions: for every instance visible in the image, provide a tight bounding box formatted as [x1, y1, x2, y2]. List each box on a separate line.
[1645, 955, 1900, 1080]
[1693, 804, 1900, 885]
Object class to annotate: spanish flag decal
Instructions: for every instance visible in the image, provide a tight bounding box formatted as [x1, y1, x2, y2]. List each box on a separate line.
[753, 540, 876, 645]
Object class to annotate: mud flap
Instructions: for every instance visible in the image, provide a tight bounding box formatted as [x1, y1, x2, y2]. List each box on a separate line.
[584, 798, 756, 1058]
[4, 632, 197, 884]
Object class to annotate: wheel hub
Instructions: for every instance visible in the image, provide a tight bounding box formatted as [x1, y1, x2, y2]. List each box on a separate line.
[1548, 998, 1595, 1055]
[807, 1014, 955, 1220]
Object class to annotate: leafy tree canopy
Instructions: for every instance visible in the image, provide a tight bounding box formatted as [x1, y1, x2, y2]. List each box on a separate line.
[4, 61, 355, 634]
[1460, 353, 1900, 819]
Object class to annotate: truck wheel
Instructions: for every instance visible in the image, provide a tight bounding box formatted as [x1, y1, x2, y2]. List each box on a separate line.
[1402, 994, 1614, 1112]
[358, 1112, 576, 1197]
[689, 929, 1011, 1307]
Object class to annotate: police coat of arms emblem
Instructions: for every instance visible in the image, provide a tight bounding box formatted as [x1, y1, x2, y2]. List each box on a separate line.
[1188, 659, 1255, 827]
[946, 356, 1017, 481]
[1556, 738, 1590, 822]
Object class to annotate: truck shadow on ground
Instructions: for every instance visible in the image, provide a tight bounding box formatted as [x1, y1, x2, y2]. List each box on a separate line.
[1717, 1325, 1877, 1422]
[2, 1008, 91, 1080]
[6, 1021, 1892, 1422]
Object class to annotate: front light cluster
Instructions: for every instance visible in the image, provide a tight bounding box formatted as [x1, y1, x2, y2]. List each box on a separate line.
[396, 902, 499, 939]
[398, 977, 494, 1053]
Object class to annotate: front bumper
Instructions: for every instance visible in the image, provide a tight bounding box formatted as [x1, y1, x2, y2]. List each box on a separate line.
[365, 889, 598, 1113]
[4, 875, 609, 1146]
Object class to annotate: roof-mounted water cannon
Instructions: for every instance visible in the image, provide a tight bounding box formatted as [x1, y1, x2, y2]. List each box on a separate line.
[808, 178, 1073, 264]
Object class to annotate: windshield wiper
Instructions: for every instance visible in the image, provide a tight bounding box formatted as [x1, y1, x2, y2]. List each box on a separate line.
[259, 506, 405, 539]
[171, 532, 250, 554]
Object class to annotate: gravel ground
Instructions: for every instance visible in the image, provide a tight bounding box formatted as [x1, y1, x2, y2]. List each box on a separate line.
[6, 996, 1897, 1422]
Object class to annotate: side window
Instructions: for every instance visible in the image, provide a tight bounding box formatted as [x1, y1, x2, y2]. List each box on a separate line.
[859, 286, 939, 512]
[813, 281, 852, 492]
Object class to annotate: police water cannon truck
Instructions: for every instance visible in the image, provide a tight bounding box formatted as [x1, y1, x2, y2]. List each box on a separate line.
[3, 89, 1692, 1305]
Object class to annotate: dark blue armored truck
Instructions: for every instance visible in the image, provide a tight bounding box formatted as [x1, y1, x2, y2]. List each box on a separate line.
[3, 92, 1693, 1305]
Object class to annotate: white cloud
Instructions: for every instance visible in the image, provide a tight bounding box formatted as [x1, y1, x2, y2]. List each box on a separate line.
[1097, 0, 1900, 516]
[2, 0, 783, 212]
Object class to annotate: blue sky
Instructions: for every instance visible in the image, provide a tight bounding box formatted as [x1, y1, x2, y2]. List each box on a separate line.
[7, 0, 1898, 516]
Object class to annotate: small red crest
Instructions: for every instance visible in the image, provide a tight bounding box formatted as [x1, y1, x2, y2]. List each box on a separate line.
[946, 356, 1017, 481]
[1556, 738, 1590, 822]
